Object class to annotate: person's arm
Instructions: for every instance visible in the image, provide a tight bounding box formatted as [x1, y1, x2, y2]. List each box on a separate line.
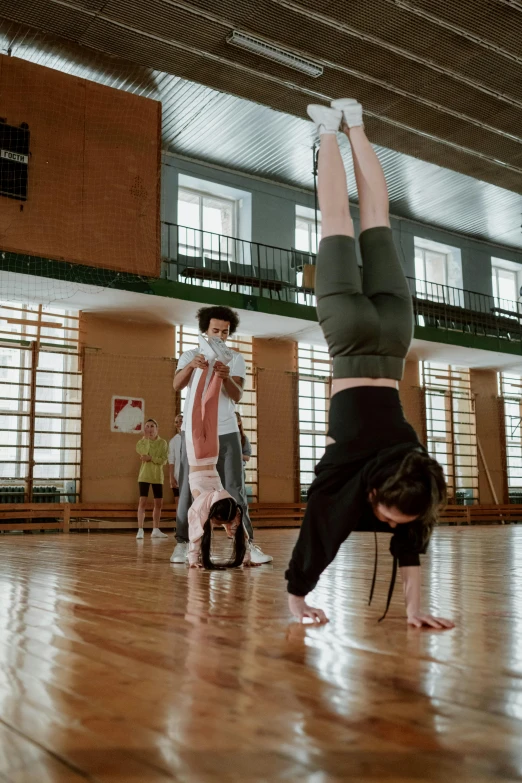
[390, 527, 454, 629]
[214, 361, 244, 403]
[173, 353, 208, 392]
[215, 351, 245, 404]
[286, 490, 360, 624]
[136, 438, 149, 456]
[242, 436, 252, 462]
[151, 440, 168, 466]
[169, 463, 176, 487]
[188, 496, 209, 568]
[400, 566, 454, 629]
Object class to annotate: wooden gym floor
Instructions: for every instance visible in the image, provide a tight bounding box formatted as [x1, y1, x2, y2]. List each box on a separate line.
[0, 526, 522, 782]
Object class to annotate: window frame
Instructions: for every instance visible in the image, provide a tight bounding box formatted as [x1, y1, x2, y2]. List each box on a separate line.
[295, 214, 321, 255]
[491, 261, 520, 313]
[178, 186, 238, 239]
[0, 302, 82, 500]
[421, 362, 478, 503]
[297, 343, 331, 498]
[414, 246, 450, 302]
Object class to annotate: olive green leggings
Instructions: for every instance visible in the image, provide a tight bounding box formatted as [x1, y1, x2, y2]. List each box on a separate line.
[315, 227, 413, 380]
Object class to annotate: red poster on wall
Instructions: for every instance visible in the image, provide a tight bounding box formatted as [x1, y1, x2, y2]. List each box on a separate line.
[111, 396, 144, 433]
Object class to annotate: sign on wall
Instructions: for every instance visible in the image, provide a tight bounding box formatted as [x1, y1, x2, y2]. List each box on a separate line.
[111, 396, 144, 433]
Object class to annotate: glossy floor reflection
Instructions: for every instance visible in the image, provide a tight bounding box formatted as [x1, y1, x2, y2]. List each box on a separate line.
[0, 527, 522, 782]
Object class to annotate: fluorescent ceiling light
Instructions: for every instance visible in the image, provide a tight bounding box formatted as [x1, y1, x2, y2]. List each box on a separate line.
[227, 31, 323, 78]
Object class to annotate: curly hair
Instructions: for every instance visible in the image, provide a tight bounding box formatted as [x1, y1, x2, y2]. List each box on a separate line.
[197, 306, 240, 336]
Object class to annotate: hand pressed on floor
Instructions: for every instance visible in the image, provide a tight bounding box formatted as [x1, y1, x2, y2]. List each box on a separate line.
[407, 613, 455, 630]
[288, 594, 329, 625]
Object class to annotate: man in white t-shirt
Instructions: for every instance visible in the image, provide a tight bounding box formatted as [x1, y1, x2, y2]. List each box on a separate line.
[170, 306, 272, 566]
[168, 414, 183, 494]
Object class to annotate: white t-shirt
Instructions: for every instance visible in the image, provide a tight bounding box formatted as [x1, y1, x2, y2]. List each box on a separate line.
[168, 433, 182, 482]
[177, 347, 246, 436]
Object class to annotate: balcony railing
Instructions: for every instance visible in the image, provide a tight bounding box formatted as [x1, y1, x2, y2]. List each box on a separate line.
[162, 223, 522, 342]
[406, 278, 522, 342]
[162, 222, 315, 305]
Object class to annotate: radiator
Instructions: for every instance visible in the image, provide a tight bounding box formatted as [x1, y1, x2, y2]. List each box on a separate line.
[33, 486, 60, 504]
[0, 487, 25, 503]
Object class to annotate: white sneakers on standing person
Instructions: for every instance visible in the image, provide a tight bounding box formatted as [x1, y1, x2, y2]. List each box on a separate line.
[248, 542, 273, 565]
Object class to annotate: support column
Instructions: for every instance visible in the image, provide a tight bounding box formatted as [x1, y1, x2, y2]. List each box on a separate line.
[253, 338, 299, 503]
[399, 360, 426, 444]
[470, 369, 506, 503]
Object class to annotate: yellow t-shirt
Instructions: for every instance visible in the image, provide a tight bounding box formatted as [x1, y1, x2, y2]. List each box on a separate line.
[136, 437, 168, 484]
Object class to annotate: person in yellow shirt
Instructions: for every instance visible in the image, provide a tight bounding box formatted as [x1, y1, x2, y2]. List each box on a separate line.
[136, 418, 169, 540]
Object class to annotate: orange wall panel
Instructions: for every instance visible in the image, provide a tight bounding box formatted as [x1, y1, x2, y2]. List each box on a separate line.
[470, 369, 506, 504]
[81, 314, 175, 503]
[399, 360, 426, 444]
[254, 338, 299, 503]
[0, 55, 160, 276]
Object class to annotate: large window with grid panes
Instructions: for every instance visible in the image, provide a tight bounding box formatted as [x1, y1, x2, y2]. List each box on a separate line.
[175, 326, 257, 502]
[0, 302, 82, 502]
[499, 373, 522, 501]
[421, 362, 478, 503]
[297, 343, 331, 498]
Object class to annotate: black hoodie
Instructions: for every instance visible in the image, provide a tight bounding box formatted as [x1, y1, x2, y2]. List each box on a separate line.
[286, 387, 430, 619]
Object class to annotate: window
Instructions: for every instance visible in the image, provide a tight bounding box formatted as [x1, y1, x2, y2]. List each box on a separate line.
[297, 343, 331, 497]
[414, 238, 463, 306]
[421, 363, 478, 502]
[178, 187, 235, 236]
[0, 302, 82, 500]
[178, 187, 237, 266]
[175, 326, 258, 502]
[295, 213, 321, 255]
[415, 247, 448, 301]
[499, 374, 522, 498]
[492, 259, 520, 314]
[295, 206, 321, 305]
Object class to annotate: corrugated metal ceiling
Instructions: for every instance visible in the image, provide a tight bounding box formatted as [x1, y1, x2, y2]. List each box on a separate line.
[0, 12, 521, 250]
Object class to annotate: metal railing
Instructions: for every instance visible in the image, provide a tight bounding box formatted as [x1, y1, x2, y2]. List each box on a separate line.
[162, 222, 316, 305]
[407, 278, 522, 341]
[162, 223, 522, 341]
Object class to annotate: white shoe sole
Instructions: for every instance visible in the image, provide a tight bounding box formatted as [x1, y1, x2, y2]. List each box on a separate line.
[330, 98, 363, 128]
[307, 104, 342, 134]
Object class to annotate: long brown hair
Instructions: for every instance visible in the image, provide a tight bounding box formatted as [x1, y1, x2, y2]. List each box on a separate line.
[373, 450, 447, 545]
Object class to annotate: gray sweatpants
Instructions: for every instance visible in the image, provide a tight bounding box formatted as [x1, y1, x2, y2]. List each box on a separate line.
[176, 431, 254, 543]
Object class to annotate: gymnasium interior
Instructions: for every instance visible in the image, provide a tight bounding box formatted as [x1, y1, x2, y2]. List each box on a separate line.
[1, 2, 522, 781]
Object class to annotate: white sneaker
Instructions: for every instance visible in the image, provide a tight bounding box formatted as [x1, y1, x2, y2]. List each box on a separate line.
[151, 529, 168, 539]
[199, 334, 234, 365]
[248, 542, 273, 565]
[307, 104, 342, 135]
[170, 542, 188, 563]
[136, 528, 144, 540]
[330, 98, 363, 128]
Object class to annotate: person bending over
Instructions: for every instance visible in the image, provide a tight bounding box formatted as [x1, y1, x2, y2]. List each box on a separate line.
[286, 99, 454, 630]
[171, 306, 271, 566]
[174, 333, 252, 569]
